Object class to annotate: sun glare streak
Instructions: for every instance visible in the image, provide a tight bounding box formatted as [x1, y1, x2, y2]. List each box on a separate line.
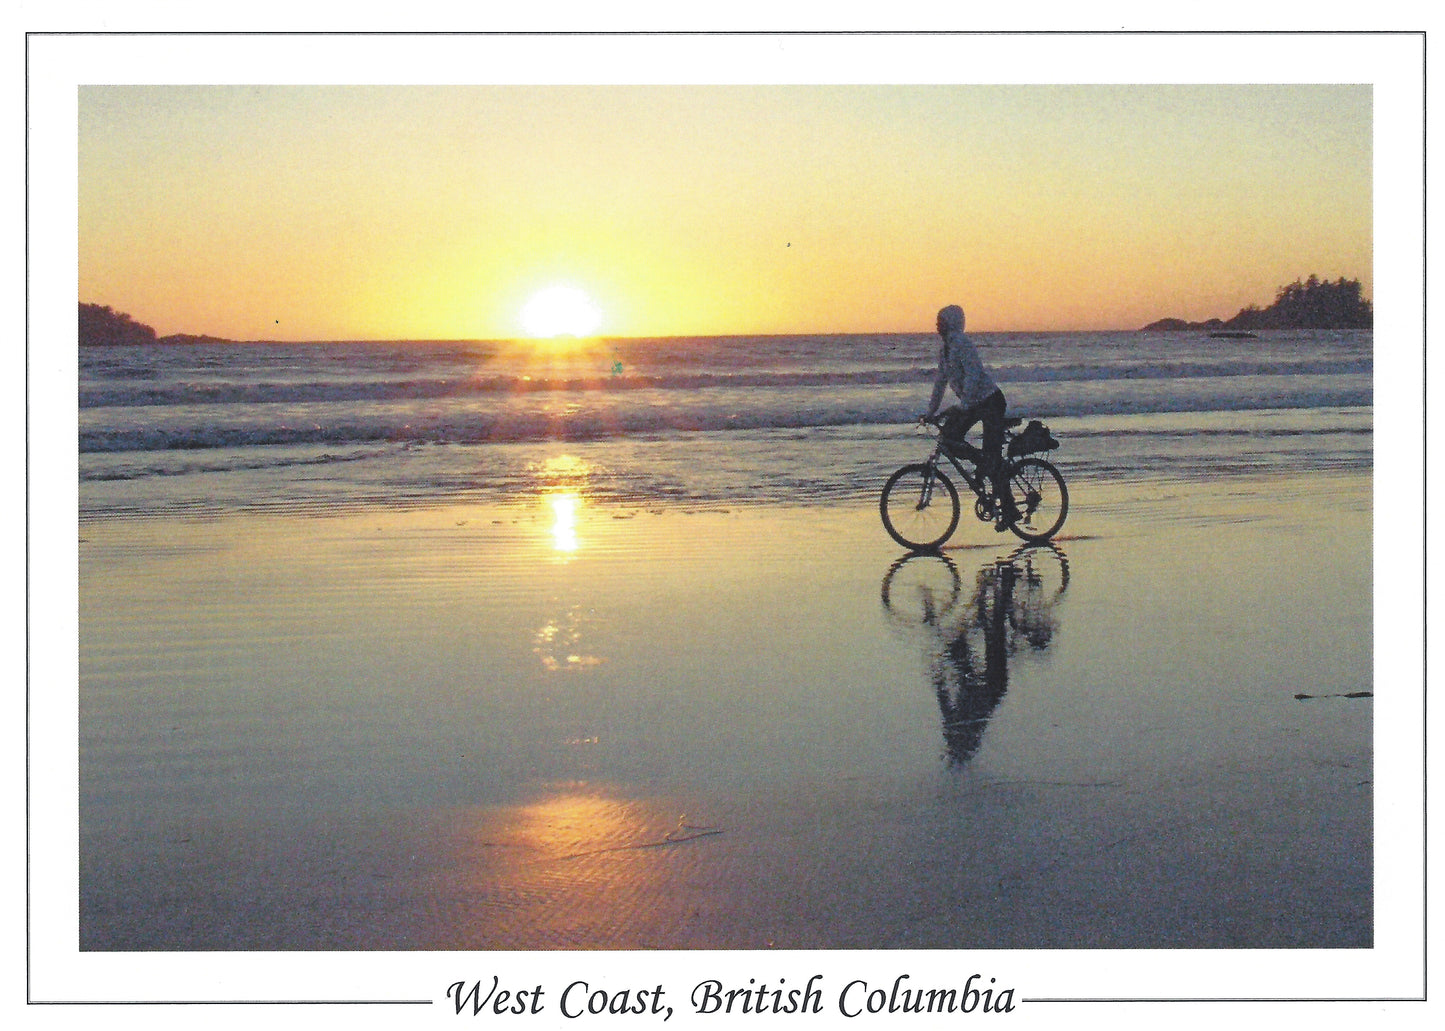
[466, 792, 649, 861]
[550, 492, 580, 553]
[533, 606, 602, 672]
[541, 455, 594, 479]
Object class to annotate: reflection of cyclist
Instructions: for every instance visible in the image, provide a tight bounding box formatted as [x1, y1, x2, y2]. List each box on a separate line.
[935, 561, 1015, 765]
[883, 546, 1070, 768]
[921, 304, 1018, 529]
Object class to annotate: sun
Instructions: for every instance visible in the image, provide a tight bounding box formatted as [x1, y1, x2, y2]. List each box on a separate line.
[519, 285, 603, 339]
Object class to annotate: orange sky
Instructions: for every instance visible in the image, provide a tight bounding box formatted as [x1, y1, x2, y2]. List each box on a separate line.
[78, 84, 1372, 340]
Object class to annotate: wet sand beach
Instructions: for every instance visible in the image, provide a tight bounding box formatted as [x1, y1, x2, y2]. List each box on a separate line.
[78, 468, 1372, 952]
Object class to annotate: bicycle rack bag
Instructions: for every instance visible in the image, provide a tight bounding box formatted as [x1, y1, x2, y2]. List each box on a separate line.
[1006, 419, 1060, 458]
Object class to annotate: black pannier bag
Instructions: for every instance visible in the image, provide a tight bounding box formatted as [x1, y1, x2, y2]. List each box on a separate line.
[1007, 419, 1060, 458]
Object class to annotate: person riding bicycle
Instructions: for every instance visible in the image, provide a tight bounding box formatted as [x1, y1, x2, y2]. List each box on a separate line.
[921, 304, 1019, 529]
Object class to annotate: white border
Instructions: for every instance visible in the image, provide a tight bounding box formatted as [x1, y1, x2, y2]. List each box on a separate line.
[24, 29, 1428, 1021]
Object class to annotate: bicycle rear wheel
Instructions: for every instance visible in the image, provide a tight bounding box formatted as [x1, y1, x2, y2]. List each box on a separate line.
[880, 463, 961, 550]
[1004, 457, 1069, 543]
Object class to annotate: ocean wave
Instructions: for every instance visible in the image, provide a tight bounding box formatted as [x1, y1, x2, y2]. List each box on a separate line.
[79, 380, 1372, 456]
[76, 331, 1374, 517]
[81, 449, 381, 481]
[78, 409, 1372, 521]
[79, 358, 1372, 410]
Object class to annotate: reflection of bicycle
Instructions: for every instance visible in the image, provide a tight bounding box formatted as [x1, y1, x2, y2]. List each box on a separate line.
[880, 416, 1069, 549]
[880, 542, 1072, 768]
[880, 543, 1068, 631]
[880, 551, 962, 629]
[1003, 543, 1070, 650]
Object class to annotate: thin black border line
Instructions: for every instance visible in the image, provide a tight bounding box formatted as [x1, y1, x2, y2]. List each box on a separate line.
[18, 28, 1434, 40]
[1025, 997, 1429, 1004]
[30, 1000, 433, 1006]
[28, 27, 1426, 1008]
[1420, 23, 1429, 1009]
[24, 28, 32, 1010]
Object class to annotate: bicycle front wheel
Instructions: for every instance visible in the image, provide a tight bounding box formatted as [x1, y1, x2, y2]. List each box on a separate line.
[1005, 458, 1069, 543]
[880, 463, 961, 550]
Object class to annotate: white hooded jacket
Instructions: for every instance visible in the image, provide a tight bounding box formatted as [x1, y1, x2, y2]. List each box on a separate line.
[926, 304, 999, 416]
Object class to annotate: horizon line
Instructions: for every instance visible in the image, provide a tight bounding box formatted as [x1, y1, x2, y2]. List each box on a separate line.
[88, 326, 1218, 346]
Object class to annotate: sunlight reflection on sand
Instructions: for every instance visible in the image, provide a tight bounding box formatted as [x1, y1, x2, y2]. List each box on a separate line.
[79, 472, 1373, 950]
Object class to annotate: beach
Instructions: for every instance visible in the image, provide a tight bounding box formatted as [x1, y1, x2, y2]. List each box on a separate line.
[79, 463, 1372, 952]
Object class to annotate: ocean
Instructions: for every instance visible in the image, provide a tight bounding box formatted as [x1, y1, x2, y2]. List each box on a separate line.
[78, 328, 1372, 519]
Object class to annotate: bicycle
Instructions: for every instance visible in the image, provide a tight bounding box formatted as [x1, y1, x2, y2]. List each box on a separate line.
[880, 415, 1069, 550]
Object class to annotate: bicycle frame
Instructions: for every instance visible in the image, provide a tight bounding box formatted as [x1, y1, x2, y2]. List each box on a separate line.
[924, 432, 1003, 509]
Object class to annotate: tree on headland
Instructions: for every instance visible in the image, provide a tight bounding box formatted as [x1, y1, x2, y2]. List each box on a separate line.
[79, 303, 231, 345]
[1242, 275, 1372, 329]
[80, 303, 157, 346]
[1142, 276, 1372, 331]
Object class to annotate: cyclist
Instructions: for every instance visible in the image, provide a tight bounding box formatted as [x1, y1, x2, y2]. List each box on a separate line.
[921, 304, 1019, 529]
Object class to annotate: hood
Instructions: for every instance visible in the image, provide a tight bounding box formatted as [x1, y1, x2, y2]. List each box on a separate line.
[937, 304, 966, 336]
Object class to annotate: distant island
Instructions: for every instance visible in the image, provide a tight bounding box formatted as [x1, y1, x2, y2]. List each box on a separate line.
[1142, 276, 1372, 332]
[79, 303, 231, 346]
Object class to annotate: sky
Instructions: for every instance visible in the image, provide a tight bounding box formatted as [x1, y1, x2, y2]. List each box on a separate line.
[78, 84, 1372, 340]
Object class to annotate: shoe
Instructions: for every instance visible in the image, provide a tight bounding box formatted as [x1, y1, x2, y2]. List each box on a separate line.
[995, 503, 1021, 532]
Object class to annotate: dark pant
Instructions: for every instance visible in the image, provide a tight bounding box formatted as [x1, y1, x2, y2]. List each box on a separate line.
[941, 390, 1011, 503]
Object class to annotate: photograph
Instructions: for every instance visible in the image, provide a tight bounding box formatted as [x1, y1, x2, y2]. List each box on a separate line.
[22, 26, 1428, 1023]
